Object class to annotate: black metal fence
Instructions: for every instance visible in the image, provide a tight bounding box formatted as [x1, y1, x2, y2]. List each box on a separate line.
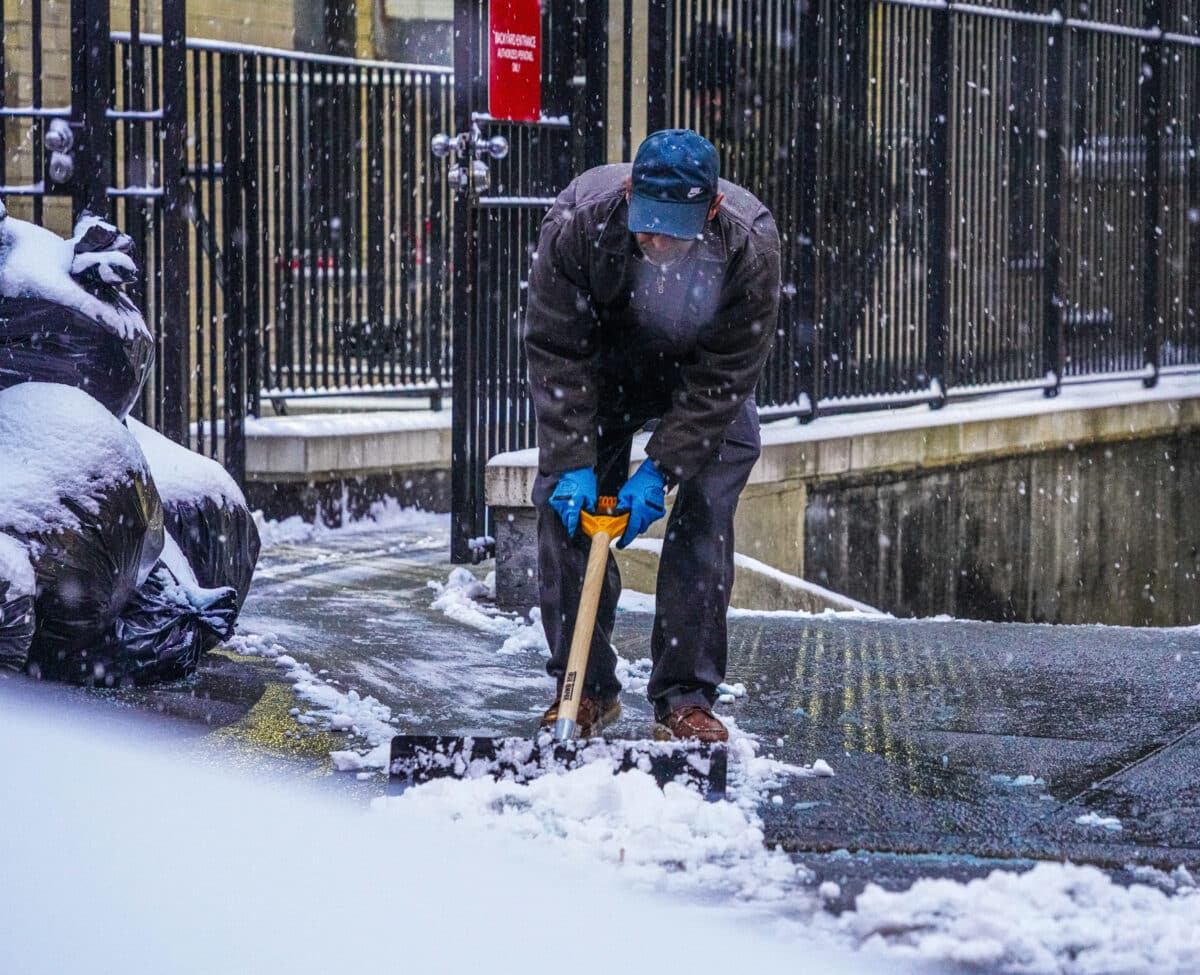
[638, 0, 1200, 415]
[109, 33, 454, 475]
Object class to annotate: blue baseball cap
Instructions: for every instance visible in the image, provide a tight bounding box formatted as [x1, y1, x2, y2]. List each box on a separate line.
[628, 129, 719, 240]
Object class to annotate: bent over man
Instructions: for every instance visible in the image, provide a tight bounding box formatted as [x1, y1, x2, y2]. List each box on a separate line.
[523, 129, 781, 743]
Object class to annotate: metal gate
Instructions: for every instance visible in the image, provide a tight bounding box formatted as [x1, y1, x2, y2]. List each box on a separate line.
[442, 1, 591, 562]
[0, 0, 191, 440]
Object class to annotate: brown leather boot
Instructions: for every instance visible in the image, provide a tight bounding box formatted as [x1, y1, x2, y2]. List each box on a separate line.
[539, 694, 622, 738]
[653, 705, 729, 743]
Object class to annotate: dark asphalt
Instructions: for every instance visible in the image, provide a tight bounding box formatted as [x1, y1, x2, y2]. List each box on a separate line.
[5, 524, 1199, 909]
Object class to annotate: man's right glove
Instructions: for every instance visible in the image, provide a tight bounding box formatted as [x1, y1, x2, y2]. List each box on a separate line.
[549, 467, 597, 537]
[616, 459, 668, 549]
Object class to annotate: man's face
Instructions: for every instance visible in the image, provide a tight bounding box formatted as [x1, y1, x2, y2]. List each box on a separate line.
[634, 232, 695, 266]
[625, 183, 725, 266]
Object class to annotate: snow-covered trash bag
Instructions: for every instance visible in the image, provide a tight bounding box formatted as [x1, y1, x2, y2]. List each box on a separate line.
[128, 417, 261, 609]
[0, 533, 35, 670]
[0, 206, 152, 419]
[0, 382, 164, 683]
[93, 535, 238, 684]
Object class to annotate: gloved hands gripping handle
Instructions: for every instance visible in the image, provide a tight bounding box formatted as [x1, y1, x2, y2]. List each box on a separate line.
[549, 467, 598, 537]
[616, 459, 668, 549]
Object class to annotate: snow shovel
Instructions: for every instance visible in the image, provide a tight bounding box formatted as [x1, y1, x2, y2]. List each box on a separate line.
[389, 497, 727, 798]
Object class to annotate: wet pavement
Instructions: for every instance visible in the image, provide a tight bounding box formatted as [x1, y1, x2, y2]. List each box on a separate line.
[5, 520, 1200, 907]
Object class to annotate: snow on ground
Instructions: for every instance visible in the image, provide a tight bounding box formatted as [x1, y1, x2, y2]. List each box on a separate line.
[0, 685, 906, 975]
[224, 631, 398, 772]
[844, 862, 1200, 974]
[253, 497, 449, 549]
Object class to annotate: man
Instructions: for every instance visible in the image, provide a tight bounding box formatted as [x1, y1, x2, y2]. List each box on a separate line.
[524, 129, 781, 743]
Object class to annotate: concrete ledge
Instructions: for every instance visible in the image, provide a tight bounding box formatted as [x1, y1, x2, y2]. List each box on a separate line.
[217, 410, 453, 522]
[488, 375, 1200, 506]
[240, 411, 452, 482]
[488, 375, 1200, 613]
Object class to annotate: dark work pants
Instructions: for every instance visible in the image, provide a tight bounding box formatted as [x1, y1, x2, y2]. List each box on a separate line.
[532, 399, 761, 720]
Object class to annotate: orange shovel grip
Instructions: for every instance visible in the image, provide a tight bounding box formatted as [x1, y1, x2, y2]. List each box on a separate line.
[580, 495, 630, 540]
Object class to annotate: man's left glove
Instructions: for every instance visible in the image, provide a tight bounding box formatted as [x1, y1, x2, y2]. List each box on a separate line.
[549, 466, 597, 537]
[616, 459, 668, 549]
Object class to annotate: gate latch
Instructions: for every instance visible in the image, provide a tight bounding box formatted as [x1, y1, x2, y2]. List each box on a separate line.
[431, 123, 509, 196]
[44, 118, 76, 185]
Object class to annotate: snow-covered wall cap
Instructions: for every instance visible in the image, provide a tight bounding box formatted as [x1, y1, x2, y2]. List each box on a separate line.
[0, 214, 148, 342]
[127, 417, 247, 509]
[0, 382, 152, 538]
[0, 533, 34, 598]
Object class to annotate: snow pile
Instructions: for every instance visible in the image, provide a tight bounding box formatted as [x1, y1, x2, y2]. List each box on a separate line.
[127, 417, 246, 508]
[0, 382, 151, 539]
[378, 759, 814, 907]
[0, 213, 147, 341]
[254, 498, 448, 549]
[1, 684, 902, 975]
[428, 567, 548, 648]
[845, 862, 1200, 974]
[1075, 811, 1123, 832]
[225, 632, 398, 771]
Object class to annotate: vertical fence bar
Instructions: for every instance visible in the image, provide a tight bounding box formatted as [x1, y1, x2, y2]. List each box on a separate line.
[160, 0, 190, 445]
[647, 0, 669, 133]
[1042, 12, 1065, 395]
[222, 53, 246, 482]
[797, 0, 820, 415]
[244, 54, 262, 422]
[1141, 4, 1163, 386]
[450, 0, 481, 563]
[924, 1, 951, 403]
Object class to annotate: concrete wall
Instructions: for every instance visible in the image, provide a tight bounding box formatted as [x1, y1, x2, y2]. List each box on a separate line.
[806, 432, 1200, 626]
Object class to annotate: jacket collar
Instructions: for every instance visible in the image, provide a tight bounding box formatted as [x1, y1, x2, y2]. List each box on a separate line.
[596, 194, 729, 265]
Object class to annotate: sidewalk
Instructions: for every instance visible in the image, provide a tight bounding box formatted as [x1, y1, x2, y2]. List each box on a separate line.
[11, 514, 1200, 907]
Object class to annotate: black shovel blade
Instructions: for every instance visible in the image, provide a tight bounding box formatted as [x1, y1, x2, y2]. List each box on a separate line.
[388, 734, 727, 799]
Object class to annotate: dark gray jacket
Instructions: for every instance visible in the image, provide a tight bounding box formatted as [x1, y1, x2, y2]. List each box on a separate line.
[524, 163, 781, 482]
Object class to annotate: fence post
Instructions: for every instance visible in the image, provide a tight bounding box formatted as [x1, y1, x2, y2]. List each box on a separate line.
[71, 0, 111, 219]
[243, 54, 262, 425]
[646, 0, 669, 134]
[1042, 11, 1065, 397]
[159, 0, 190, 445]
[925, 2, 951, 406]
[797, 0, 820, 418]
[221, 54, 246, 484]
[1141, 4, 1163, 388]
[581, 0, 608, 169]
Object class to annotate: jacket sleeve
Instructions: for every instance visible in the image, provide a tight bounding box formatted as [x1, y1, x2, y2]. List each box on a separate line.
[523, 198, 600, 475]
[644, 211, 781, 482]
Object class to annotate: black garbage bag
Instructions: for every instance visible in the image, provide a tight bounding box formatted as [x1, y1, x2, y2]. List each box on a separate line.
[0, 382, 164, 684]
[92, 537, 239, 685]
[0, 210, 151, 419]
[128, 418, 261, 609]
[0, 296, 153, 419]
[0, 534, 35, 671]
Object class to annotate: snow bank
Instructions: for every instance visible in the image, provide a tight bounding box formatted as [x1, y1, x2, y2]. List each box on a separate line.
[845, 862, 1200, 974]
[0, 214, 147, 341]
[0, 683, 903, 975]
[0, 382, 151, 539]
[254, 497, 448, 549]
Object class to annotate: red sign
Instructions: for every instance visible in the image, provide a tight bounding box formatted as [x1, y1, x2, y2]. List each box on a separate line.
[488, 0, 541, 123]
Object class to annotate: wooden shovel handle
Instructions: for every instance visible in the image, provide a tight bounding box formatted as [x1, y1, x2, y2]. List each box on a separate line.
[556, 528, 612, 733]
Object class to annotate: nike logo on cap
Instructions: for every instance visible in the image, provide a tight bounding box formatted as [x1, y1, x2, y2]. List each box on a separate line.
[687, 187, 703, 198]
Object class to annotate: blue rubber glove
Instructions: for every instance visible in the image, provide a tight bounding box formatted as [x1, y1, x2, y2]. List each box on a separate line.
[549, 467, 597, 537]
[616, 459, 668, 549]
